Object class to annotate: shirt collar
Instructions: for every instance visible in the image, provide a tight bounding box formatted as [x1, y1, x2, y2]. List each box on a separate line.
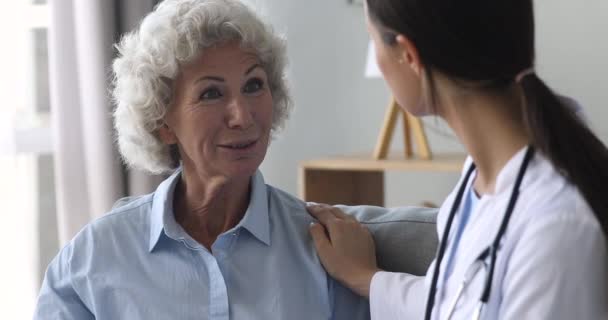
[238, 170, 271, 246]
[493, 146, 532, 194]
[460, 146, 532, 197]
[148, 169, 271, 252]
[149, 168, 182, 252]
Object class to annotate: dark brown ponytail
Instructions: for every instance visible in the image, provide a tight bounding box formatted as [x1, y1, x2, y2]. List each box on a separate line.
[366, 0, 608, 234]
[520, 74, 608, 233]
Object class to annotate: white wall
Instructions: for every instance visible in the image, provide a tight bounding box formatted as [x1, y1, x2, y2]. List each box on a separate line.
[536, 0, 608, 140]
[251, 0, 608, 206]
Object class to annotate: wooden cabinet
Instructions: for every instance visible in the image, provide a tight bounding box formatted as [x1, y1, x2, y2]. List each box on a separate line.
[299, 153, 465, 206]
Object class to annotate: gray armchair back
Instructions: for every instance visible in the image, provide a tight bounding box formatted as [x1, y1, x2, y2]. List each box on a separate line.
[341, 205, 439, 276]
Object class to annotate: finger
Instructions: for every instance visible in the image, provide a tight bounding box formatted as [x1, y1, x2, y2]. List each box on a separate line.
[307, 204, 340, 226]
[308, 204, 354, 221]
[306, 203, 332, 211]
[309, 222, 335, 266]
[328, 206, 357, 222]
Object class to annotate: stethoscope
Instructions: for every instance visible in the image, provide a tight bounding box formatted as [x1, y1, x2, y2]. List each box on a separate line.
[424, 146, 535, 320]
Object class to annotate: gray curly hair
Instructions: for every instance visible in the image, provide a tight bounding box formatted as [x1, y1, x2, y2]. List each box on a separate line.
[112, 0, 291, 174]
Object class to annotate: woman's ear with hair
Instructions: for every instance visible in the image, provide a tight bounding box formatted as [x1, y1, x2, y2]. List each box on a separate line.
[396, 34, 423, 77]
[158, 123, 178, 145]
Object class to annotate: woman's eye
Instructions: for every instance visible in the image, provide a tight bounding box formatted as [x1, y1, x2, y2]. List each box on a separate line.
[200, 88, 223, 100]
[243, 78, 265, 94]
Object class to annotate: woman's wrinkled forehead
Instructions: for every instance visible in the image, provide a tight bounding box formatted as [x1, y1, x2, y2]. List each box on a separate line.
[173, 42, 265, 88]
[180, 41, 261, 72]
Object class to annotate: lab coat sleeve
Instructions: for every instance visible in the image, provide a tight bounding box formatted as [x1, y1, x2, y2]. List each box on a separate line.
[499, 214, 608, 320]
[369, 270, 429, 320]
[33, 244, 95, 320]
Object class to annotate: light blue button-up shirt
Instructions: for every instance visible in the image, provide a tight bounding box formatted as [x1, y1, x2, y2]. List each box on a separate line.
[35, 169, 369, 319]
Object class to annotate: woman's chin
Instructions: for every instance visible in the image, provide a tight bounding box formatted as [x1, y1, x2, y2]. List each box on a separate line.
[222, 157, 264, 179]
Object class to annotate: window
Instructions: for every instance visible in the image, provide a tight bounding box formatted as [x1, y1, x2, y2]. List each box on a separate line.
[0, 1, 57, 318]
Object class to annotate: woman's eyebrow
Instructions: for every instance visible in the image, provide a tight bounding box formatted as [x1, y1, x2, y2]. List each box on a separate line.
[195, 75, 225, 83]
[193, 63, 261, 84]
[245, 64, 261, 75]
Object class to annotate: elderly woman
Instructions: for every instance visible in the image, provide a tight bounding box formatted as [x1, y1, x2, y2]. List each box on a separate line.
[34, 0, 369, 319]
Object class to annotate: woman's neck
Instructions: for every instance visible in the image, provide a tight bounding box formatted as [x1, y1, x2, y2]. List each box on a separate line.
[438, 83, 531, 195]
[173, 164, 251, 250]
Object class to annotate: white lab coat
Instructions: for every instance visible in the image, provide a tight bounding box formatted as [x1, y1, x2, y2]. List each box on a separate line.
[369, 148, 608, 319]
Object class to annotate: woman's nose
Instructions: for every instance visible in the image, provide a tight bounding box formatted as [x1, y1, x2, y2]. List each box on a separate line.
[226, 96, 254, 129]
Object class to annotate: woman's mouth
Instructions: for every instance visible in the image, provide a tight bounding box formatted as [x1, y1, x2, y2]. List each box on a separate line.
[218, 139, 258, 150]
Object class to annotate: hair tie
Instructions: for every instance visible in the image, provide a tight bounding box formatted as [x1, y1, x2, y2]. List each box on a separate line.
[515, 68, 535, 83]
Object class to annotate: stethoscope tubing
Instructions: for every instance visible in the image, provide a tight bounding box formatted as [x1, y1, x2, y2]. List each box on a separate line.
[424, 146, 535, 320]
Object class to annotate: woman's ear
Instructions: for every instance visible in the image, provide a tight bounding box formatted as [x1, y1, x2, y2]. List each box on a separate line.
[395, 35, 423, 77]
[158, 123, 178, 145]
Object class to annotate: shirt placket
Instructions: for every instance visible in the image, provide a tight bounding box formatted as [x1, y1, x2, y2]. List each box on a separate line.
[204, 230, 239, 320]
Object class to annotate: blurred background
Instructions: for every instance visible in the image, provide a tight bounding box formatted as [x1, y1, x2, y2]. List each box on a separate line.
[1, 0, 606, 318]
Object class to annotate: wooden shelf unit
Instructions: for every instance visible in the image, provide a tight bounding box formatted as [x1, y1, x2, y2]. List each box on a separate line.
[299, 153, 465, 207]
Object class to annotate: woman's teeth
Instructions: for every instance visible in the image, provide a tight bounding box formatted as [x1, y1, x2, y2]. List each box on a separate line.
[227, 141, 255, 149]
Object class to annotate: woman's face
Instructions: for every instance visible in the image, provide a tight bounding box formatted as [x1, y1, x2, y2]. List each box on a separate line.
[365, 8, 428, 116]
[160, 41, 273, 181]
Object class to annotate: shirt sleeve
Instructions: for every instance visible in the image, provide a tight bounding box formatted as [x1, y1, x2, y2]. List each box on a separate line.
[329, 277, 371, 320]
[33, 244, 94, 320]
[499, 214, 608, 319]
[369, 271, 428, 320]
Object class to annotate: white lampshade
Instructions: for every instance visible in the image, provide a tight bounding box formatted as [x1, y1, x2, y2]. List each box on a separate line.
[365, 40, 382, 78]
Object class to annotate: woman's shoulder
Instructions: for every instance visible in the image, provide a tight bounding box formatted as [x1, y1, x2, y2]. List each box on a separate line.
[515, 153, 601, 235]
[85, 194, 154, 236]
[265, 184, 309, 217]
[60, 194, 155, 265]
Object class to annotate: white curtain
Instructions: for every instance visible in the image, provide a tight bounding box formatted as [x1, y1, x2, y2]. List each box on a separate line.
[48, 0, 164, 245]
